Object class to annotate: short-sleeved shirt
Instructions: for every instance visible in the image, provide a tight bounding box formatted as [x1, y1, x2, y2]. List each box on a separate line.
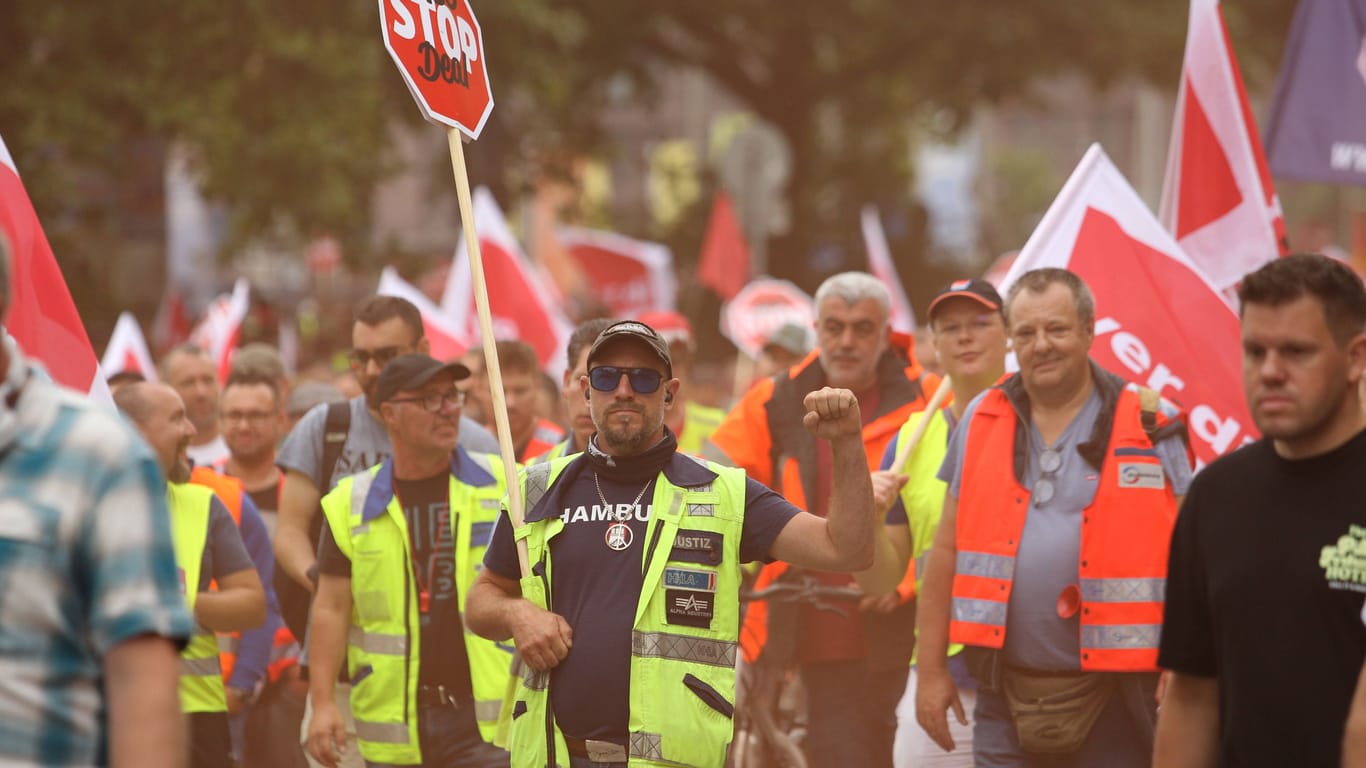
[938, 384, 1192, 670]
[0, 365, 194, 766]
[277, 396, 499, 493]
[483, 457, 798, 742]
[196, 495, 257, 589]
[318, 471, 474, 694]
[1159, 430, 1366, 767]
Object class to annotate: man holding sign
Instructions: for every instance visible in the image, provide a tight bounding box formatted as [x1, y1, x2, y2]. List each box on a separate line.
[466, 320, 876, 768]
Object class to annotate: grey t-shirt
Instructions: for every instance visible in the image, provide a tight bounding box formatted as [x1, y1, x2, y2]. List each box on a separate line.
[939, 386, 1193, 671]
[276, 396, 499, 492]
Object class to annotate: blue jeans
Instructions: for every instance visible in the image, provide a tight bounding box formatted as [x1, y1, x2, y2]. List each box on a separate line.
[972, 673, 1157, 768]
[363, 702, 508, 768]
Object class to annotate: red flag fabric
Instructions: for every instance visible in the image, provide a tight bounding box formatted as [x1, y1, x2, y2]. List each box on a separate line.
[0, 134, 106, 397]
[720, 277, 814, 360]
[378, 267, 468, 362]
[440, 187, 570, 373]
[1158, 0, 1287, 292]
[558, 228, 676, 318]
[1003, 144, 1256, 467]
[188, 278, 250, 384]
[101, 312, 158, 381]
[861, 205, 916, 332]
[698, 192, 752, 301]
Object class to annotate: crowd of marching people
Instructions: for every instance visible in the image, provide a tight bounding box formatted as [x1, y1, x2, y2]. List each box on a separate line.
[6, 219, 1366, 768]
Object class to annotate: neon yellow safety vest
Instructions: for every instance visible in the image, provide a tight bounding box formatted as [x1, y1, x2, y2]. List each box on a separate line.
[506, 453, 747, 768]
[892, 408, 964, 662]
[167, 482, 228, 713]
[321, 450, 515, 765]
[677, 403, 725, 456]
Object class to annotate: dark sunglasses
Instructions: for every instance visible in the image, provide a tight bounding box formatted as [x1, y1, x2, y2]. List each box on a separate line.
[349, 346, 403, 369]
[588, 366, 664, 394]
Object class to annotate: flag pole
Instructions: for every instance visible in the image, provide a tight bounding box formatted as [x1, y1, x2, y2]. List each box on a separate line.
[447, 128, 530, 579]
[888, 375, 952, 475]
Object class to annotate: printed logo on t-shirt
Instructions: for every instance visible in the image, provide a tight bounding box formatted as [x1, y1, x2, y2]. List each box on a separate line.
[1117, 462, 1165, 490]
[1320, 524, 1366, 594]
[666, 589, 714, 628]
[558, 503, 651, 524]
[605, 522, 634, 551]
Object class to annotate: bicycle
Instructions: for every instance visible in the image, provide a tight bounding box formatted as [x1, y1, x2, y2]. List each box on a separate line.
[728, 573, 865, 768]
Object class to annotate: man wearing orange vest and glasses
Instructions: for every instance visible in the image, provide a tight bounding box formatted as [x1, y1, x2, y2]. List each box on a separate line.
[915, 268, 1193, 767]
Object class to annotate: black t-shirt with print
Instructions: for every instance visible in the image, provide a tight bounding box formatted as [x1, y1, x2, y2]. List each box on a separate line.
[318, 470, 472, 695]
[1159, 428, 1366, 768]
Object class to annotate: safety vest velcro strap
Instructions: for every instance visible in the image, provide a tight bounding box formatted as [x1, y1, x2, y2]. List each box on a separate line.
[951, 597, 1007, 626]
[956, 551, 1015, 580]
[348, 626, 407, 655]
[475, 699, 502, 722]
[180, 656, 222, 676]
[217, 635, 240, 654]
[632, 631, 737, 668]
[354, 719, 409, 744]
[522, 666, 549, 691]
[629, 732, 664, 762]
[1080, 577, 1165, 603]
[1080, 624, 1161, 650]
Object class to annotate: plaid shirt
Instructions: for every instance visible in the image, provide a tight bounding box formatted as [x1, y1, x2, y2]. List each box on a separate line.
[0, 349, 193, 766]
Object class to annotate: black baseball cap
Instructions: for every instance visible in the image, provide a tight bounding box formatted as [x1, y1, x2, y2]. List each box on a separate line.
[927, 279, 1004, 320]
[375, 354, 470, 404]
[587, 320, 673, 376]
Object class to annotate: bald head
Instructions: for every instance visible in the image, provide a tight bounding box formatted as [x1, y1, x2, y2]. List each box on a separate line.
[116, 382, 196, 482]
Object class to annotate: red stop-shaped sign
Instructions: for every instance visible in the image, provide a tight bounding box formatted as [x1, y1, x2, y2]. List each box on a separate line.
[378, 0, 494, 140]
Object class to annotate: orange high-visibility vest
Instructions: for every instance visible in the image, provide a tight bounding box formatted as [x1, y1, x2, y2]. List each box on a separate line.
[521, 418, 566, 462]
[189, 466, 245, 683]
[950, 382, 1182, 671]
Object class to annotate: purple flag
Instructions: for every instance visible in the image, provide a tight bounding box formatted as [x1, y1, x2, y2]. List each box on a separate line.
[1264, 0, 1366, 185]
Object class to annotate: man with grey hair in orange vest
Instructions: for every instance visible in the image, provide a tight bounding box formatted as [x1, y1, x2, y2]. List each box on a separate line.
[915, 268, 1192, 767]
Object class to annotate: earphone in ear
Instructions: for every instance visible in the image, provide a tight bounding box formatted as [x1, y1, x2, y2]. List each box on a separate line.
[664, 392, 673, 405]
[584, 390, 591, 401]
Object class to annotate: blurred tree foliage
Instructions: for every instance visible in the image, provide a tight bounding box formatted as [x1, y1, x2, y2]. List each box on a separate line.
[0, 0, 1297, 331]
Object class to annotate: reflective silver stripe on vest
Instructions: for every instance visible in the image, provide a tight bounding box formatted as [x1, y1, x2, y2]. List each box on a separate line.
[522, 665, 549, 691]
[354, 720, 409, 744]
[956, 551, 1015, 580]
[632, 631, 736, 668]
[217, 635, 239, 654]
[913, 552, 928, 578]
[687, 502, 715, 517]
[1080, 624, 1161, 650]
[350, 471, 376, 534]
[699, 440, 732, 466]
[951, 597, 1007, 626]
[468, 452, 496, 477]
[348, 626, 407, 655]
[1080, 577, 1165, 604]
[475, 699, 502, 722]
[629, 732, 664, 762]
[524, 463, 553, 512]
[180, 656, 222, 676]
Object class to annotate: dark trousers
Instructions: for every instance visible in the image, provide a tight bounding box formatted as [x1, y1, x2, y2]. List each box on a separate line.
[363, 701, 508, 768]
[189, 711, 234, 768]
[802, 658, 896, 768]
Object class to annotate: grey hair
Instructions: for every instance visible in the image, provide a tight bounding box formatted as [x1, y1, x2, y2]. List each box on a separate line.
[1004, 268, 1095, 328]
[814, 271, 890, 317]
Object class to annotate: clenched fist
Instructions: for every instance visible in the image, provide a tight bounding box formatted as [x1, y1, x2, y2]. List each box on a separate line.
[803, 387, 862, 441]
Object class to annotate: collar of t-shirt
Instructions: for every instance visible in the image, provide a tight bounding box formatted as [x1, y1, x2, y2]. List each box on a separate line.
[585, 427, 678, 483]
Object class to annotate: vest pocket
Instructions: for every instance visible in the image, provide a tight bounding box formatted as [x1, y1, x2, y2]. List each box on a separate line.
[349, 663, 374, 687]
[683, 673, 733, 719]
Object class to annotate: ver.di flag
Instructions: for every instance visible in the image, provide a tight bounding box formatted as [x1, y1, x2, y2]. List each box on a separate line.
[861, 205, 915, 332]
[1158, 0, 1287, 292]
[0, 134, 109, 400]
[558, 228, 677, 318]
[188, 278, 250, 384]
[378, 266, 468, 362]
[101, 311, 158, 381]
[1003, 144, 1256, 467]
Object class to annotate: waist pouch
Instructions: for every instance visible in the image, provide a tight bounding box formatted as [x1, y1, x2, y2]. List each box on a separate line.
[1001, 667, 1115, 755]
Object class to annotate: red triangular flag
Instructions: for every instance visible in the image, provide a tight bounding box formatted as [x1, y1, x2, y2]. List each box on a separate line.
[698, 192, 752, 302]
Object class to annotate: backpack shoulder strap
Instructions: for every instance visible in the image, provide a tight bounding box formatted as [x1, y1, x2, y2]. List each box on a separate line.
[321, 401, 352, 488]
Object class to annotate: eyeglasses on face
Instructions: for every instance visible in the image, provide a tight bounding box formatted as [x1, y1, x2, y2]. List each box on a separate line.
[588, 366, 664, 394]
[388, 389, 466, 412]
[349, 346, 404, 369]
[222, 410, 275, 425]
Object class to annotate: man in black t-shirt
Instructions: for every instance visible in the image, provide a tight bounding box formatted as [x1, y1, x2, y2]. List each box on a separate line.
[306, 355, 511, 768]
[1156, 254, 1366, 768]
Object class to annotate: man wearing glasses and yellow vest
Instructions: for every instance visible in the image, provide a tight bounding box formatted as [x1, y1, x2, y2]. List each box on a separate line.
[306, 354, 512, 768]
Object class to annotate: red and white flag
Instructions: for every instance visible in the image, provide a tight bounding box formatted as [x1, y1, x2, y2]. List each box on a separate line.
[1158, 0, 1288, 292]
[861, 205, 916, 332]
[0, 134, 109, 400]
[441, 187, 570, 373]
[378, 266, 469, 362]
[698, 192, 752, 302]
[1002, 144, 1256, 467]
[189, 278, 250, 384]
[558, 228, 676, 318]
[101, 312, 158, 381]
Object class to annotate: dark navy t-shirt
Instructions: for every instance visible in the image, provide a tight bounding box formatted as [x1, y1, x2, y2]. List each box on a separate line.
[483, 463, 798, 741]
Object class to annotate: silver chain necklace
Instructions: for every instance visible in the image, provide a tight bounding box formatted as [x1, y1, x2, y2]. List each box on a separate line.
[594, 472, 651, 522]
